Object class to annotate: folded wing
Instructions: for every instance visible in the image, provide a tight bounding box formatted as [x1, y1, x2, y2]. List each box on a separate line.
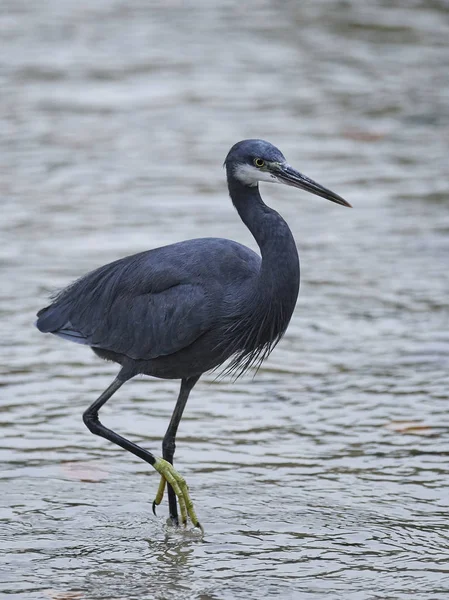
[36, 249, 214, 360]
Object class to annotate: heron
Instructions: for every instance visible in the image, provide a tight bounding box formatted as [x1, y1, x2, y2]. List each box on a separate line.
[36, 139, 350, 531]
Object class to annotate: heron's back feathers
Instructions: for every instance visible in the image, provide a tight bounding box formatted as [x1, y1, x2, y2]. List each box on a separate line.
[36, 238, 261, 363]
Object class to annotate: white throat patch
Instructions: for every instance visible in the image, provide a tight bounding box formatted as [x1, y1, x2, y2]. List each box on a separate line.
[233, 163, 279, 187]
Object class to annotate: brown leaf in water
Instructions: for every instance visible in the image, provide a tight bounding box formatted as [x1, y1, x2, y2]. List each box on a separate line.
[342, 128, 385, 142]
[385, 421, 434, 435]
[60, 460, 109, 482]
[44, 591, 84, 600]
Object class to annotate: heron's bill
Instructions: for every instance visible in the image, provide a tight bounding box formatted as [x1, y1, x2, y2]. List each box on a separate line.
[277, 165, 351, 207]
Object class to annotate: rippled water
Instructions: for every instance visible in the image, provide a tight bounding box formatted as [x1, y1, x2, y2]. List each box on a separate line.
[1, 1, 449, 599]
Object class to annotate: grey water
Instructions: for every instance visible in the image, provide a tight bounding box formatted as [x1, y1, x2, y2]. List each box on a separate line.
[1, 1, 449, 599]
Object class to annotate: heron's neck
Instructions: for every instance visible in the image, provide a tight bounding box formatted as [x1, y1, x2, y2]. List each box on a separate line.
[227, 176, 300, 294]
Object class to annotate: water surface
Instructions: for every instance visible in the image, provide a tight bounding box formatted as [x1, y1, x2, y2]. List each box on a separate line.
[1, 1, 449, 599]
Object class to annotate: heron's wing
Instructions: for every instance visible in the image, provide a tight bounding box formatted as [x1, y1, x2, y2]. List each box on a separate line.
[36, 249, 216, 360]
[92, 283, 211, 359]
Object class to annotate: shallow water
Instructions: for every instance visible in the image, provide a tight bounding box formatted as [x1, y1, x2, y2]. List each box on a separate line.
[1, 1, 449, 599]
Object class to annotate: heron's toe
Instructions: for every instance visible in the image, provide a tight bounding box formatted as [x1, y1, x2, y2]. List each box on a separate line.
[152, 476, 166, 515]
[153, 457, 203, 532]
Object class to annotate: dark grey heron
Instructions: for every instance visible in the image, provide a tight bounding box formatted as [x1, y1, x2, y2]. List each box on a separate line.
[36, 139, 351, 531]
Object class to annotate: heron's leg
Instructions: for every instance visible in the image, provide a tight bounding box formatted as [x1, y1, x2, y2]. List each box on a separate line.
[82, 376, 201, 530]
[157, 376, 200, 525]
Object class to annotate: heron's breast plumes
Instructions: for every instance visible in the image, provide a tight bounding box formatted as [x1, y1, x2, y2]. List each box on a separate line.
[216, 289, 295, 379]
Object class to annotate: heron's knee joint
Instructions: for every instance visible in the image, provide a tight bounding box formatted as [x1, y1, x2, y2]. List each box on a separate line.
[83, 410, 99, 433]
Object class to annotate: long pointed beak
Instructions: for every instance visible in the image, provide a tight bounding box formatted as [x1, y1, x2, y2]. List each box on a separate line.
[276, 164, 351, 207]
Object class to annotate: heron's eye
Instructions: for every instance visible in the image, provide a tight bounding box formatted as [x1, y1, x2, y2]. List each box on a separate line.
[254, 158, 265, 168]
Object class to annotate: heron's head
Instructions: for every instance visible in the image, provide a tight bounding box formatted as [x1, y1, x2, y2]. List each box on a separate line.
[225, 139, 351, 207]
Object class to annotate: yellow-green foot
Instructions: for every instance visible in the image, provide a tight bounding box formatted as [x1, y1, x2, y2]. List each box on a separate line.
[152, 457, 203, 533]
